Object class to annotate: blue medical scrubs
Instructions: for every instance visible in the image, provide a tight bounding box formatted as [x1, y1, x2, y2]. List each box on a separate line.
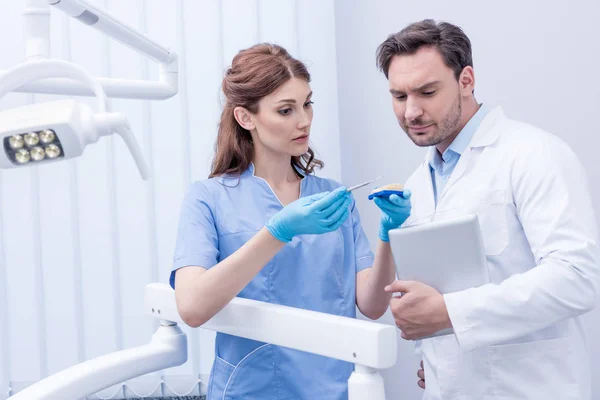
[170, 163, 374, 400]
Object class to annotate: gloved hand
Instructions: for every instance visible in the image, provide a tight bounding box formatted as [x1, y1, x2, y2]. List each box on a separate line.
[266, 187, 352, 243]
[373, 189, 412, 242]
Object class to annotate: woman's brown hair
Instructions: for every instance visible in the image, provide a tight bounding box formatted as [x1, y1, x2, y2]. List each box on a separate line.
[209, 43, 323, 179]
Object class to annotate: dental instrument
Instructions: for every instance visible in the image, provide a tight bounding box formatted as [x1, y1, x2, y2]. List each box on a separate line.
[347, 175, 383, 192]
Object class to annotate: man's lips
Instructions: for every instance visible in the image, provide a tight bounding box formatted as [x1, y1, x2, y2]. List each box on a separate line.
[408, 124, 433, 133]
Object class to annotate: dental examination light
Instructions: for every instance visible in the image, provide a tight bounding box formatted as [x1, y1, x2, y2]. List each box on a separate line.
[0, 59, 149, 179]
[0, 0, 180, 177]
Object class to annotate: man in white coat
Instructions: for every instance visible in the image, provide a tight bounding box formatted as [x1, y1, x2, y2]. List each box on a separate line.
[375, 19, 600, 399]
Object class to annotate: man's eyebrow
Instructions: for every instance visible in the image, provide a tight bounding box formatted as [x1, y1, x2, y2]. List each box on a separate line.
[412, 81, 441, 91]
[390, 81, 441, 95]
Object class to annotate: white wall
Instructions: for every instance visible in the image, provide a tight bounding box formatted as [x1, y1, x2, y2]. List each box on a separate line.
[335, 0, 600, 399]
[3, 0, 599, 398]
[0, 0, 342, 398]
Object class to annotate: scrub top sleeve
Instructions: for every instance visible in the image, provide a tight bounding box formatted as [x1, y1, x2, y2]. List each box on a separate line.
[170, 182, 220, 289]
[350, 195, 375, 273]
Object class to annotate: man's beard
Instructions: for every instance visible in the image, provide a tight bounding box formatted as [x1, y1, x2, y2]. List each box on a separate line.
[402, 94, 462, 147]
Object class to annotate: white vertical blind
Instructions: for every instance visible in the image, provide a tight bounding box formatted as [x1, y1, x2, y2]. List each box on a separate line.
[0, 0, 342, 397]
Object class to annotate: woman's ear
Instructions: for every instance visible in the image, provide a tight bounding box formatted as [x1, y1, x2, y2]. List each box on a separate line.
[233, 106, 255, 131]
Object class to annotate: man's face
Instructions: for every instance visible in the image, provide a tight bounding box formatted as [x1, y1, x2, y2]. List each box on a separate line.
[387, 46, 466, 149]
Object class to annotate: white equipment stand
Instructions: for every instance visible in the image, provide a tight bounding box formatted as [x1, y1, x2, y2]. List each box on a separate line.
[11, 284, 396, 399]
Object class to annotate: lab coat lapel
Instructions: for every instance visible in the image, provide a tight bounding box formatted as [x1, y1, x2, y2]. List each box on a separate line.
[438, 147, 473, 202]
[437, 106, 505, 202]
[417, 161, 436, 217]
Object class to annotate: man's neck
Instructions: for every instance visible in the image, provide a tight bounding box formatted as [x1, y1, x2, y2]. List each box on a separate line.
[436, 99, 480, 154]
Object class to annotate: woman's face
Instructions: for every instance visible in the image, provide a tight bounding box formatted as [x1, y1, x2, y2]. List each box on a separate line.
[249, 77, 314, 157]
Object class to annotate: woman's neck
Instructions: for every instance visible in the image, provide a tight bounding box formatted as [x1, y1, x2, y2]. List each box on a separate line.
[252, 149, 299, 187]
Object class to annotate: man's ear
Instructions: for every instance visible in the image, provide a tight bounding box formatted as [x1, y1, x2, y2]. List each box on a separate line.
[233, 106, 255, 131]
[459, 66, 475, 96]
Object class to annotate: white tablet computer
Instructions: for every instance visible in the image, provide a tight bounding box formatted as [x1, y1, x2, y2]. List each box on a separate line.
[388, 214, 490, 337]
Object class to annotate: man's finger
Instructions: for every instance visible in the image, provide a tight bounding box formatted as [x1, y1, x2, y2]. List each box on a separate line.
[420, 360, 424, 369]
[374, 197, 410, 214]
[388, 193, 411, 206]
[418, 379, 425, 389]
[384, 280, 415, 293]
[417, 369, 425, 380]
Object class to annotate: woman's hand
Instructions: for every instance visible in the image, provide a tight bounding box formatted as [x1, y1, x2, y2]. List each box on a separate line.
[266, 187, 351, 242]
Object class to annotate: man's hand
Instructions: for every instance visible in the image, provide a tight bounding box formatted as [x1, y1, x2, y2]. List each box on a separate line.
[385, 280, 452, 340]
[417, 360, 425, 389]
[372, 190, 412, 242]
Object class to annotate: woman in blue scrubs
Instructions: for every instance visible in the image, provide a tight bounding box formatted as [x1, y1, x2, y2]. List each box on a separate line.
[171, 43, 411, 400]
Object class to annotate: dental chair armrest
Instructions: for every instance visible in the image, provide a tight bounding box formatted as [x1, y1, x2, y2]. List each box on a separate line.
[144, 283, 397, 369]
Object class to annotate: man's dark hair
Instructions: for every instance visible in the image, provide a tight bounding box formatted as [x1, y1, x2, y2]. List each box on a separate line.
[376, 19, 473, 80]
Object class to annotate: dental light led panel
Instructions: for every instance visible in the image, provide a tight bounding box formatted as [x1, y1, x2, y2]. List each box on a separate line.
[0, 99, 149, 179]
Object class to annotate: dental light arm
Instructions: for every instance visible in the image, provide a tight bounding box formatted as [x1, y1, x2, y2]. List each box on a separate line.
[49, 0, 175, 64]
[10, 0, 177, 100]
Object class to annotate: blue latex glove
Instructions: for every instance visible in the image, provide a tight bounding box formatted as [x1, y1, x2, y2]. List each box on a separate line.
[266, 187, 352, 242]
[373, 189, 412, 242]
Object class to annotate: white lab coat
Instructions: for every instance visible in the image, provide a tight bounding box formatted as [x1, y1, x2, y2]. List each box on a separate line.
[402, 106, 600, 399]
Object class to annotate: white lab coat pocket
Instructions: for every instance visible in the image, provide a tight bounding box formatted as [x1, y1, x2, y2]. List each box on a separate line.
[488, 337, 580, 399]
[472, 189, 509, 256]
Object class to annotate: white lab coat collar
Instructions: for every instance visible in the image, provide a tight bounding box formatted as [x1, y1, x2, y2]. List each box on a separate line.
[469, 105, 505, 148]
[422, 106, 505, 168]
[415, 106, 506, 204]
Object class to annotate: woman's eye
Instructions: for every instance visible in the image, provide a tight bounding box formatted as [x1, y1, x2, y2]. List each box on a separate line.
[304, 101, 314, 108]
[278, 108, 292, 116]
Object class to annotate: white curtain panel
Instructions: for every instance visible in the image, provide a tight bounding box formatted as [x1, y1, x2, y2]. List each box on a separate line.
[0, 0, 342, 397]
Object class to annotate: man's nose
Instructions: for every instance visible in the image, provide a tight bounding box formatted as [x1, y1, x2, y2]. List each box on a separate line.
[404, 98, 424, 122]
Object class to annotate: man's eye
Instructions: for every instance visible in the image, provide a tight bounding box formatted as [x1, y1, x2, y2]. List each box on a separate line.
[394, 95, 406, 101]
[278, 108, 292, 116]
[423, 91, 436, 96]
